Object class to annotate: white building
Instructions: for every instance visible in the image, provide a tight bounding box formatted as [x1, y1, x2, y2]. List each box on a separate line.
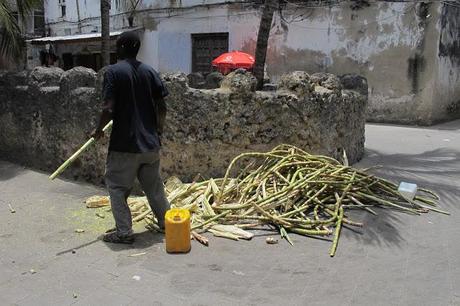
[30, 0, 261, 73]
[28, 0, 460, 124]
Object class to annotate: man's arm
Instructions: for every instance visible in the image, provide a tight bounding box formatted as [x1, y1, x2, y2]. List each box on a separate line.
[151, 70, 168, 136]
[156, 96, 167, 135]
[92, 68, 115, 140]
[92, 100, 113, 139]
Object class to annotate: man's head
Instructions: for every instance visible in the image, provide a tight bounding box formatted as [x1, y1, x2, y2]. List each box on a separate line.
[116, 31, 141, 59]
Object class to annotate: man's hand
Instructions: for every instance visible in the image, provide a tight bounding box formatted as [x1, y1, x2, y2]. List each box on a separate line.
[92, 107, 113, 141]
[91, 129, 104, 140]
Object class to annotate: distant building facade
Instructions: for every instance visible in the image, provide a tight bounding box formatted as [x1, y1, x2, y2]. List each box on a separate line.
[27, 0, 459, 124]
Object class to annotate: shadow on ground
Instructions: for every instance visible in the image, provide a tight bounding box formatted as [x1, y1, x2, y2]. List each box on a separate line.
[430, 119, 460, 131]
[359, 147, 460, 208]
[103, 230, 164, 252]
[55, 230, 164, 256]
[341, 208, 408, 249]
[368, 119, 460, 131]
[0, 161, 24, 181]
[341, 147, 460, 248]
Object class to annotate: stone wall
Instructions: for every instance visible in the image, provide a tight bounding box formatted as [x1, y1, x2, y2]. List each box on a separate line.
[0, 67, 367, 183]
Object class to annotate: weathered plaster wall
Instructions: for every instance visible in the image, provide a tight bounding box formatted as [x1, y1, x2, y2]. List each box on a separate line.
[39, 1, 460, 125]
[249, 2, 447, 125]
[0, 67, 367, 183]
[432, 3, 460, 122]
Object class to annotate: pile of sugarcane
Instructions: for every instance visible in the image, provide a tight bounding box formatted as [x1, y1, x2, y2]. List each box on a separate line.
[86, 144, 446, 256]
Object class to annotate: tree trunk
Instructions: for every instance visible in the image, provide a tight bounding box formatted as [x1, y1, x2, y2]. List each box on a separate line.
[100, 0, 111, 67]
[254, 0, 277, 90]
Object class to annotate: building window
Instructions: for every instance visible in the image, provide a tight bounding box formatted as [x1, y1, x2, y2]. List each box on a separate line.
[64, 28, 71, 35]
[34, 10, 45, 36]
[192, 33, 229, 75]
[59, 0, 66, 17]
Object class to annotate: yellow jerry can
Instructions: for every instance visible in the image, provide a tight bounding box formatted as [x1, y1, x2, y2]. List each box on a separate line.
[165, 208, 191, 253]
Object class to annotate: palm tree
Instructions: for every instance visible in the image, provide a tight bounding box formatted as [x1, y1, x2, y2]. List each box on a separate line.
[0, 0, 41, 61]
[254, 0, 277, 89]
[100, 0, 111, 67]
[101, 0, 141, 67]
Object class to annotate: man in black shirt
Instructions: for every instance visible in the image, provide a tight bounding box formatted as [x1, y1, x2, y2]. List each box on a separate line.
[92, 31, 170, 244]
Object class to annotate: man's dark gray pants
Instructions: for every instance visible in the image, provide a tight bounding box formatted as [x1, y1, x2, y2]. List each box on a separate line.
[105, 151, 170, 237]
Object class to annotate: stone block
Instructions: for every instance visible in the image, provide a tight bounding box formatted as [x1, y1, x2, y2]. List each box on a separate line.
[28, 67, 63, 88]
[278, 71, 313, 96]
[310, 72, 342, 91]
[205, 72, 224, 89]
[60, 66, 96, 93]
[187, 72, 206, 89]
[340, 74, 368, 97]
[220, 69, 257, 92]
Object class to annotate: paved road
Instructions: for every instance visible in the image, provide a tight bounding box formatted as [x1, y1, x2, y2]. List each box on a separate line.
[1, 121, 459, 306]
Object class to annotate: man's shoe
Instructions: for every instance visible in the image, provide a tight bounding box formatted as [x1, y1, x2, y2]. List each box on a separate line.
[103, 231, 135, 244]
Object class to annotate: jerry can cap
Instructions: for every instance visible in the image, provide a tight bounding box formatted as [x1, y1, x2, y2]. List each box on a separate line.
[165, 208, 190, 222]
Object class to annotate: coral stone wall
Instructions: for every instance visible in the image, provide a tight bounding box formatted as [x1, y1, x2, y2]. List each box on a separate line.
[0, 67, 367, 183]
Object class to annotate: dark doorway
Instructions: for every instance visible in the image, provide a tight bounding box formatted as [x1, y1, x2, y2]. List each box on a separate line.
[192, 33, 228, 74]
[75, 54, 96, 70]
[73, 52, 116, 71]
[62, 53, 73, 70]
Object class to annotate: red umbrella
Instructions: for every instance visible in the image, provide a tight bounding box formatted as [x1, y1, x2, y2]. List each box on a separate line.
[212, 51, 255, 74]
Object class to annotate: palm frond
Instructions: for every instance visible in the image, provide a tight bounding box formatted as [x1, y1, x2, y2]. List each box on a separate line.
[16, 0, 42, 20]
[0, 0, 42, 60]
[0, 1, 23, 59]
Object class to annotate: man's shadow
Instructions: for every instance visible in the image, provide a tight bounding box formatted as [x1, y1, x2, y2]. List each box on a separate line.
[56, 229, 164, 256]
[103, 229, 165, 252]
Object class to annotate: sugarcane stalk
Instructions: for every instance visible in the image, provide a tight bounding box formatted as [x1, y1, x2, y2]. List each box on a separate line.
[280, 226, 294, 246]
[251, 201, 291, 227]
[348, 195, 377, 215]
[191, 211, 230, 230]
[208, 228, 240, 240]
[356, 192, 421, 214]
[323, 207, 363, 227]
[418, 188, 440, 200]
[132, 207, 153, 222]
[409, 202, 450, 215]
[83, 143, 445, 257]
[329, 207, 344, 257]
[191, 231, 209, 246]
[49, 121, 113, 180]
[413, 196, 438, 206]
[288, 227, 331, 236]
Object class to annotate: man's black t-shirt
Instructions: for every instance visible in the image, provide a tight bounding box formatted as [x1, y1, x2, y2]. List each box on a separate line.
[102, 59, 168, 153]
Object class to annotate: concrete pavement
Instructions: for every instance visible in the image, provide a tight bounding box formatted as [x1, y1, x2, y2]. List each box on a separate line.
[1, 121, 459, 306]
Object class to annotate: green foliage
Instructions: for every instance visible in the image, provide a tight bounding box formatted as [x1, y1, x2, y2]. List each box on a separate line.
[0, 0, 41, 60]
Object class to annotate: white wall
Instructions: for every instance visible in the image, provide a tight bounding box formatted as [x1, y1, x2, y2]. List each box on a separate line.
[40, 0, 459, 124]
[44, 0, 247, 34]
[148, 6, 259, 72]
[137, 30, 159, 69]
